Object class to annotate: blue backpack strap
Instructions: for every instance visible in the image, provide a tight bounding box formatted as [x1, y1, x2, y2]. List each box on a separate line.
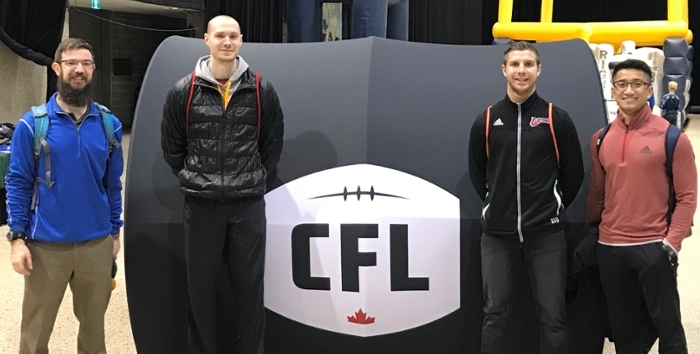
[31, 105, 49, 158]
[30, 104, 54, 210]
[665, 124, 681, 225]
[95, 103, 121, 152]
[94, 103, 121, 207]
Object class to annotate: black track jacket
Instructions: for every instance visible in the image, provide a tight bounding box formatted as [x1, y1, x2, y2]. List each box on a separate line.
[469, 92, 584, 241]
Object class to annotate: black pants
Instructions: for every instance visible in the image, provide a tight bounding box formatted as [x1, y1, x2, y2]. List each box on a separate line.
[663, 112, 678, 127]
[481, 230, 568, 354]
[184, 195, 267, 354]
[597, 243, 687, 354]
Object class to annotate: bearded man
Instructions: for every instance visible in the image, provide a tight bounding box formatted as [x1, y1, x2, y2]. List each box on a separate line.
[5, 37, 124, 354]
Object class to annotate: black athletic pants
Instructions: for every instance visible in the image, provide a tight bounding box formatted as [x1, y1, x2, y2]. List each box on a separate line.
[184, 195, 267, 354]
[597, 243, 687, 354]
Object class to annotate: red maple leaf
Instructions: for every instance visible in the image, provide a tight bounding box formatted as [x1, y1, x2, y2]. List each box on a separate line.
[347, 308, 375, 324]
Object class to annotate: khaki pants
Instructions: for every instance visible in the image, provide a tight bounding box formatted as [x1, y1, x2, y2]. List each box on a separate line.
[19, 235, 113, 354]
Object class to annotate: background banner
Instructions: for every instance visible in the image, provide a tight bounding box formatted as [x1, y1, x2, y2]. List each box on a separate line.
[125, 36, 607, 353]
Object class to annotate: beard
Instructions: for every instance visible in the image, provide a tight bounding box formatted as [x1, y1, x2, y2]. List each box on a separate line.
[57, 74, 92, 107]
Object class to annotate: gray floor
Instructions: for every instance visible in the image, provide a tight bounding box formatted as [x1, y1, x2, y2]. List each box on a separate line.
[1, 119, 699, 353]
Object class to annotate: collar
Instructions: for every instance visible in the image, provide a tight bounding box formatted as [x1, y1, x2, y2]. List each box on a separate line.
[47, 92, 100, 119]
[504, 91, 539, 113]
[614, 104, 652, 130]
[194, 69, 256, 91]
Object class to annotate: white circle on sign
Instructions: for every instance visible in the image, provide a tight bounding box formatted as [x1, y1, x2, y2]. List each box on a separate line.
[264, 164, 460, 337]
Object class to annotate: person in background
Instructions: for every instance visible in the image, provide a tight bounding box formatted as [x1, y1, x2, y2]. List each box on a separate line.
[661, 80, 681, 127]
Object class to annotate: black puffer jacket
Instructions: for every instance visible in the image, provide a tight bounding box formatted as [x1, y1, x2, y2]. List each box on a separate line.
[161, 70, 284, 200]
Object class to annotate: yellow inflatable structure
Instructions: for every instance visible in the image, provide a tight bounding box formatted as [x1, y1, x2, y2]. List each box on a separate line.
[492, 0, 693, 49]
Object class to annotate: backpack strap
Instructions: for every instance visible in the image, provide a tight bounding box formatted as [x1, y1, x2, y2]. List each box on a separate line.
[255, 72, 261, 138]
[30, 105, 54, 210]
[94, 102, 121, 208]
[665, 124, 680, 180]
[185, 71, 196, 135]
[95, 103, 121, 152]
[548, 103, 559, 162]
[665, 124, 681, 226]
[30, 105, 53, 188]
[485, 106, 492, 157]
[31, 105, 50, 161]
[594, 123, 613, 173]
[595, 123, 612, 156]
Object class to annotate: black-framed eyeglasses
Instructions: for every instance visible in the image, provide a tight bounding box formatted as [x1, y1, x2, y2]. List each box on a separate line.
[58, 60, 95, 68]
[612, 80, 649, 90]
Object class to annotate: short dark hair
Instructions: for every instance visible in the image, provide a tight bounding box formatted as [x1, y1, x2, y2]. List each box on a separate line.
[611, 59, 652, 83]
[503, 41, 540, 65]
[55, 38, 94, 62]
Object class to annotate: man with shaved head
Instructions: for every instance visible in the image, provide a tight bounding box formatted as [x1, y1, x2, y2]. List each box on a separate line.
[161, 14, 284, 354]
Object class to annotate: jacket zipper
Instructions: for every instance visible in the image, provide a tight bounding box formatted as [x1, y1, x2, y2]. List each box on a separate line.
[220, 93, 227, 200]
[621, 126, 629, 163]
[517, 104, 524, 243]
[74, 116, 82, 157]
[60, 111, 86, 156]
[201, 80, 256, 200]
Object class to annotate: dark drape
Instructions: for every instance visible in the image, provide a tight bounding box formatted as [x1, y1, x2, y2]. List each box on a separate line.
[407, 0, 429, 42]
[409, 0, 482, 45]
[0, 0, 67, 101]
[481, 0, 668, 44]
[205, 0, 285, 43]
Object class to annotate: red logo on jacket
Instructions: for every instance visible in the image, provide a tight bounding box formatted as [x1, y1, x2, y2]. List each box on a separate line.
[530, 117, 550, 127]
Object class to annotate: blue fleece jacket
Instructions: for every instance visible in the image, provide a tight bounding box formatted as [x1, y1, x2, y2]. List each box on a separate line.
[5, 94, 124, 242]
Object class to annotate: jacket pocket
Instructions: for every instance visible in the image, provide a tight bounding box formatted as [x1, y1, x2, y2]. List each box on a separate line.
[482, 197, 517, 233]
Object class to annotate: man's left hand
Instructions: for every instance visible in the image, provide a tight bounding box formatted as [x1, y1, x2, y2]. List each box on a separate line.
[662, 238, 678, 265]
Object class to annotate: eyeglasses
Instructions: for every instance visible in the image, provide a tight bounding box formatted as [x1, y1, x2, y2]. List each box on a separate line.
[58, 60, 95, 69]
[612, 80, 649, 90]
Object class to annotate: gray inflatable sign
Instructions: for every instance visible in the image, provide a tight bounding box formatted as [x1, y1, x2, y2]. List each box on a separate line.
[125, 36, 606, 353]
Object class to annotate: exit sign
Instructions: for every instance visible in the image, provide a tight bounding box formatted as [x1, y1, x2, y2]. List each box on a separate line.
[91, 0, 100, 9]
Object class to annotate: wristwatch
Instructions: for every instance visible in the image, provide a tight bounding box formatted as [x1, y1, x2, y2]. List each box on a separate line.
[6, 231, 28, 242]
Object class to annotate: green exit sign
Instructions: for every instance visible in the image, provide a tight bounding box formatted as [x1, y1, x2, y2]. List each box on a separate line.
[91, 0, 100, 9]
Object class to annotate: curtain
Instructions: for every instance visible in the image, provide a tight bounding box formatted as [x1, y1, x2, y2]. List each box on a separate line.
[205, 0, 285, 43]
[0, 0, 68, 100]
[409, 0, 482, 45]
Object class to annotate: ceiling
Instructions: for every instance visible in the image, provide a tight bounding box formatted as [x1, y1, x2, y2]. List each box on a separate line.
[68, 0, 196, 17]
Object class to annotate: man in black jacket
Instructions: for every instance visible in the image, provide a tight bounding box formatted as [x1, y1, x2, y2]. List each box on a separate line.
[468, 41, 584, 354]
[161, 15, 284, 354]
